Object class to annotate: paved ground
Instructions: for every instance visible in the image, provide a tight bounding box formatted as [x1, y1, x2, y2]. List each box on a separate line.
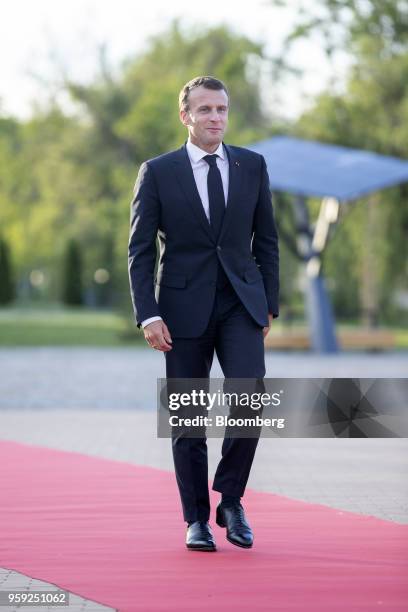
[1, 347, 407, 523]
[1, 408, 407, 523]
[0, 568, 114, 611]
[1, 347, 407, 609]
[1, 347, 408, 410]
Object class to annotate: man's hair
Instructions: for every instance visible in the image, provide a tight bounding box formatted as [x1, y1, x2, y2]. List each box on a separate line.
[179, 76, 229, 112]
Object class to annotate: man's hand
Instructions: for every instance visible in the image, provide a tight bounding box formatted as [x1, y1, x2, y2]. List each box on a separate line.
[262, 314, 274, 339]
[144, 320, 173, 352]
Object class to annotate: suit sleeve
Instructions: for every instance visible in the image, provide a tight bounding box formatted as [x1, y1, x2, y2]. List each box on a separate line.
[128, 161, 161, 328]
[252, 155, 280, 318]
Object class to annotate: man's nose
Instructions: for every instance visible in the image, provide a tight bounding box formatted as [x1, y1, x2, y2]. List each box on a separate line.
[209, 110, 222, 121]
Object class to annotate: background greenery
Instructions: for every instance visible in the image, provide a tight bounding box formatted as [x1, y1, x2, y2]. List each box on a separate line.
[0, 1, 407, 345]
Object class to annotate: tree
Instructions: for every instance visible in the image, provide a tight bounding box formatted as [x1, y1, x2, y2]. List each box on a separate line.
[0, 23, 288, 310]
[295, 40, 408, 322]
[62, 239, 83, 305]
[268, 0, 408, 323]
[0, 237, 15, 305]
[269, 0, 408, 61]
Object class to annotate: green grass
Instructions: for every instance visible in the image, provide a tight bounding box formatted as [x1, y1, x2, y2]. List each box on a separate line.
[0, 306, 145, 346]
[0, 306, 407, 349]
[394, 328, 408, 349]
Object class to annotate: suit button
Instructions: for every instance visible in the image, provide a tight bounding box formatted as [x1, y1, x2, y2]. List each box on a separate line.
[216, 245, 222, 251]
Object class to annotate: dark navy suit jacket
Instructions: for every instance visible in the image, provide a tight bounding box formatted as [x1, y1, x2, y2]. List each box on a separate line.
[128, 142, 279, 338]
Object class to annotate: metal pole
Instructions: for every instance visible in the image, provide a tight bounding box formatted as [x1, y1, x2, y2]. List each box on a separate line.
[292, 196, 338, 353]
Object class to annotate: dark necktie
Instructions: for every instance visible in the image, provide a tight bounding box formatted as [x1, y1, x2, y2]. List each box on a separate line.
[203, 154, 225, 241]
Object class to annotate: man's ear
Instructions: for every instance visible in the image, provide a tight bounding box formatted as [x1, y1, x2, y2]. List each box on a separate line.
[179, 109, 190, 127]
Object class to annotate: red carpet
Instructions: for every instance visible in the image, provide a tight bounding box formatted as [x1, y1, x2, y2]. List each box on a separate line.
[0, 440, 407, 611]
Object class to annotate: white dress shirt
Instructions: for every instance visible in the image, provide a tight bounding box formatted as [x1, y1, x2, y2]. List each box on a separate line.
[185, 138, 229, 221]
[141, 137, 230, 329]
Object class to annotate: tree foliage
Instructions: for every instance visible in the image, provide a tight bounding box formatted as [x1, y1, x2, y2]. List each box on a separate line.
[0, 237, 15, 305]
[62, 238, 83, 305]
[0, 15, 407, 323]
[270, 0, 408, 321]
[0, 23, 276, 310]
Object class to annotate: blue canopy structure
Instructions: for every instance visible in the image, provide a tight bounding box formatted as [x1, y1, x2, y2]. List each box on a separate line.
[248, 135, 408, 202]
[246, 136, 408, 353]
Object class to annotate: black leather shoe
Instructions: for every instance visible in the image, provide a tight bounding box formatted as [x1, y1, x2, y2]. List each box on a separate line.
[216, 502, 253, 548]
[186, 521, 217, 551]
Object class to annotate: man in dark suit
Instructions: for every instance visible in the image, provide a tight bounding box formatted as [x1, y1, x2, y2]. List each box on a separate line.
[128, 76, 279, 551]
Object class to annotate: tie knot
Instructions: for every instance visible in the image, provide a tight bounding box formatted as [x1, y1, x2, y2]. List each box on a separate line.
[203, 154, 218, 167]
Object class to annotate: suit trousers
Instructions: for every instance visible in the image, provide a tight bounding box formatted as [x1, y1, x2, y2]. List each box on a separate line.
[164, 262, 266, 523]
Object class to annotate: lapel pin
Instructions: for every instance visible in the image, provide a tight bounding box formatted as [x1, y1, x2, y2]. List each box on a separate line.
[235, 161, 240, 166]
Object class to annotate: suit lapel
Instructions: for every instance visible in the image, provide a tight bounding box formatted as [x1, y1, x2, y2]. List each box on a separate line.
[172, 142, 243, 245]
[172, 144, 214, 243]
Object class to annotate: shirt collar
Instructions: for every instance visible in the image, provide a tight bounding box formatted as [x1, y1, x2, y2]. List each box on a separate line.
[186, 137, 225, 163]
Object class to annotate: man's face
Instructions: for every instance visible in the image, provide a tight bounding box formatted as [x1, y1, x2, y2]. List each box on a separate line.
[180, 85, 229, 152]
